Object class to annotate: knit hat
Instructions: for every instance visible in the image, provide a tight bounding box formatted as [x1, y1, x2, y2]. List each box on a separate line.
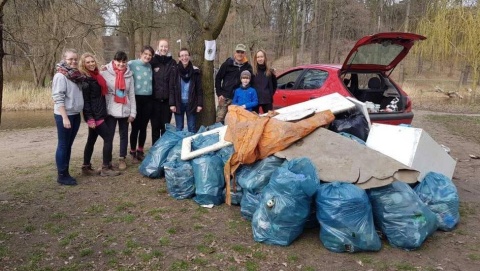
[240, 70, 251, 79]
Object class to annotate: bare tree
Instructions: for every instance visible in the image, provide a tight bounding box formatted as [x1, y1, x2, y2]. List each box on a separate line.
[168, 0, 231, 125]
[0, 0, 9, 124]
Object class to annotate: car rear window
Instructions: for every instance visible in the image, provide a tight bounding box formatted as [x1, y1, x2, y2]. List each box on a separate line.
[349, 43, 403, 66]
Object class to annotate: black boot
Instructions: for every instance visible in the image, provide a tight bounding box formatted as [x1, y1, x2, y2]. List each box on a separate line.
[65, 166, 77, 183]
[57, 170, 77, 186]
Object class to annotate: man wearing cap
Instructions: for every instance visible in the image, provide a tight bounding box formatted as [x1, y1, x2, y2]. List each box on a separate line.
[214, 43, 253, 123]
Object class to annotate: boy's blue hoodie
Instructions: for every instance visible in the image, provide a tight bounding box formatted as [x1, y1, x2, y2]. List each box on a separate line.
[232, 84, 258, 111]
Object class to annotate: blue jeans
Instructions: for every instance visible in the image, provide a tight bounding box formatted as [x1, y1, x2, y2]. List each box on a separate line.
[54, 113, 81, 173]
[174, 103, 197, 133]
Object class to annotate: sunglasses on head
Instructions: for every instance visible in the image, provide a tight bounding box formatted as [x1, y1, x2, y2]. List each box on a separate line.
[236, 50, 245, 54]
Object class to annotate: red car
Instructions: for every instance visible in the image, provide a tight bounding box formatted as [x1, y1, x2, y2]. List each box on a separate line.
[273, 32, 426, 125]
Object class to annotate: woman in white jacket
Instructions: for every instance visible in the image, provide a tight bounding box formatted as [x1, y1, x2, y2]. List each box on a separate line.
[101, 51, 136, 170]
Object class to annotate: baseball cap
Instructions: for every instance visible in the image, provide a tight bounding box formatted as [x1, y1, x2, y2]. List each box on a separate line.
[235, 44, 247, 52]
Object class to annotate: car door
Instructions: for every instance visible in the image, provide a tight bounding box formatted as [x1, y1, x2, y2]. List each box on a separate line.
[273, 69, 305, 108]
[274, 69, 329, 107]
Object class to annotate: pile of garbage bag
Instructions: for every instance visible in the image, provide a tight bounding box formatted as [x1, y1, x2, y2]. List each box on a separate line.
[136, 106, 460, 253]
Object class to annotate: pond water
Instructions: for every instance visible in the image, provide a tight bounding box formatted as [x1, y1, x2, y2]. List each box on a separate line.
[0, 110, 55, 130]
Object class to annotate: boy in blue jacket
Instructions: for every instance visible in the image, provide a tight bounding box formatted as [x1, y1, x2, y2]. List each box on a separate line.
[232, 70, 258, 111]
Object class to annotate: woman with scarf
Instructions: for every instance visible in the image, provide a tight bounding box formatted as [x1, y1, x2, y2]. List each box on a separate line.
[52, 49, 84, 186]
[101, 51, 136, 170]
[79, 53, 120, 177]
[251, 49, 277, 114]
[170, 48, 203, 133]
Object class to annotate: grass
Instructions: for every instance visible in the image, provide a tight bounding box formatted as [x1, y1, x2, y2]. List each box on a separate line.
[425, 115, 480, 144]
[3, 81, 53, 111]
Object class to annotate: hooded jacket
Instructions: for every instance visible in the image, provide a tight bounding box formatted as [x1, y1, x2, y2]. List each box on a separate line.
[215, 57, 253, 99]
[100, 62, 136, 118]
[150, 54, 177, 102]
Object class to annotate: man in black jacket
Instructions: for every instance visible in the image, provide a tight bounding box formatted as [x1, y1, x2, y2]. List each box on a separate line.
[150, 39, 176, 144]
[215, 44, 253, 123]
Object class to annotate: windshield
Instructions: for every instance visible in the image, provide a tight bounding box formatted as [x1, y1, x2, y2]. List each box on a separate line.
[348, 43, 404, 66]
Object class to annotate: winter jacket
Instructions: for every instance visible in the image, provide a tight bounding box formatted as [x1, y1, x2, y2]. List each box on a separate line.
[52, 73, 84, 115]
[252, 66, 277, 104]
[232, 85, 258, 111]
[170, 64, 203, 115]
[81, 77, 108, 121]
[215, 57, 253, 99]
[100, 62, 136, 118]
[150, 54, 176, 101]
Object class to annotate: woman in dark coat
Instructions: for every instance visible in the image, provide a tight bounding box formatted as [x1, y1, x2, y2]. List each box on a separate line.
[79, 53, 120, 177]
[252, 49, 277, 114]
[169, 48, 203, 133]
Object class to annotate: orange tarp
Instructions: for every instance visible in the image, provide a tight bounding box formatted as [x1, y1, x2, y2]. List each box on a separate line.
[223, 105, 335, 205]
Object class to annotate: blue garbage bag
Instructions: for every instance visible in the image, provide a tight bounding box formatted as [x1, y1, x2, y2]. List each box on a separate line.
[216, 145, 234, 164]
[240, 191, 261, 220]
[191, 133, 220, 151]
[316, 182, 381, 253]
[192, 154, 225, 206]
[139, 126, 189, 178]
[237, 156, 284, 194]
[368, 181, 438, 250]
[252, 158, 319, 246]
[164, 141, 195, 200]
[414, 172, 460, 231]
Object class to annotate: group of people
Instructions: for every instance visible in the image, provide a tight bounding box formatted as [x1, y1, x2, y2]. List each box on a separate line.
[52, 40, 276, 186]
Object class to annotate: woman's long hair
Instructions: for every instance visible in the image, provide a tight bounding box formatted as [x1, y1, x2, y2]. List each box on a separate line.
[78, 53, 99, 75]
[253, 49, 271, 77]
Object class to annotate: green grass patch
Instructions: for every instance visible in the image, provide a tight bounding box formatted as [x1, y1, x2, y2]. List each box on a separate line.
[395, 262, 416, 271]
[115, 202, 136, 212]
[80, 248, 94, 257]
[231, 244, 251, 254]
[24, 224, 35, 233]
[245, 260, 259, 271]
[468, 253, 480, 261]
[425, 115, 480, 144]
[169, 260, 190, 270]
[86, 204, 105, 214]
[59, 232, 79, 247]
[159, 237, 170, 246]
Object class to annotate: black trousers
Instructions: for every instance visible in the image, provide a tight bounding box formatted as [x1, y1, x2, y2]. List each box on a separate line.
[130, 95, 153, 151]
[105, 116, 129, 158]
[151, 99, 172, 145]
[83, 121, 114, 166]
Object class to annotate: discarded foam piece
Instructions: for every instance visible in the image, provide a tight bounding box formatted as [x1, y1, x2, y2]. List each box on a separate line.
[265, 92, 356, 121]
[366, 123, 457, 181]
[275, 128, 419, 189]
[181, 126, 232, 161]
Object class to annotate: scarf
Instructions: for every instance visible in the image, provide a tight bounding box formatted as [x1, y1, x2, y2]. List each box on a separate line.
[55, 61, 85, 83]
[177, 61, 194, 83]
[112, 61, 127, 104]
[88, 68, 108, 96]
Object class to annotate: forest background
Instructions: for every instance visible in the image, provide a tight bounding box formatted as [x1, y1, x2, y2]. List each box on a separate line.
[0, 0, 479, 126]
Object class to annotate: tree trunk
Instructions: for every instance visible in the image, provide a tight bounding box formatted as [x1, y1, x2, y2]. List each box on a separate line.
[170, 0, 231, 126]
[300, 0, 306, 61]
[310, 0, 320, 63]
[0, 0, 7, 124]
[460, 64, 471, 86]
[292, 0, 298, 66]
